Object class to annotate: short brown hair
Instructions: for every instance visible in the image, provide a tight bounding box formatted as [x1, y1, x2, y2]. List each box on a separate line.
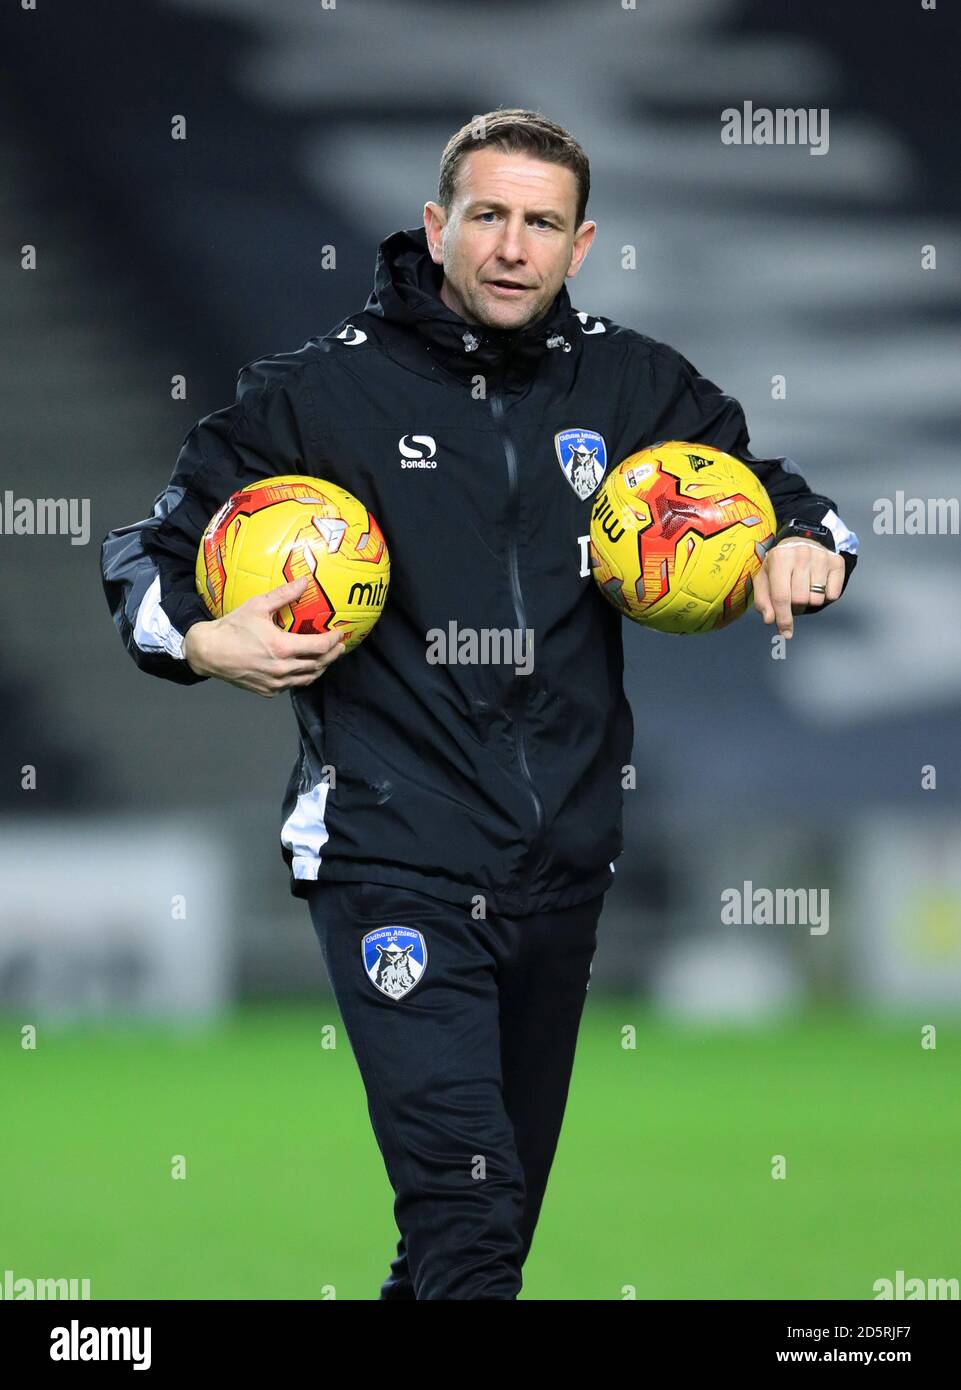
[438, 108, 590, 230]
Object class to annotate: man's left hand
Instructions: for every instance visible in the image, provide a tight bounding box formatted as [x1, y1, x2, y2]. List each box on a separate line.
[753, 538, 846, 639]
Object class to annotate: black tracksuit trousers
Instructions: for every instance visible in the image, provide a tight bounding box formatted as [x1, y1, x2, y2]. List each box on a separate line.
[307, 878, 603, 1300]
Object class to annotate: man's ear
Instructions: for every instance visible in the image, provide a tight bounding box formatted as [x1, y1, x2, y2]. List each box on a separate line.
[423, 202, 447, 264]
[566, 221, 597, 279]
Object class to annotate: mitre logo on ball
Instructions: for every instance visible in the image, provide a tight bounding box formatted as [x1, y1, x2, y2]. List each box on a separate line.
[554, 428, 607, 500]
[686, 452, 715, 472]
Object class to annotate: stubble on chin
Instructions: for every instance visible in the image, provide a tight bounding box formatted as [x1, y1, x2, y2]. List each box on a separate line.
[441, 272, 552, 332]
[472, 287, 552, 334]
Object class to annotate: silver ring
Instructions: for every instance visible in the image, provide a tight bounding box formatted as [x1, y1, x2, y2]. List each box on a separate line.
[809, 584, 827, 594]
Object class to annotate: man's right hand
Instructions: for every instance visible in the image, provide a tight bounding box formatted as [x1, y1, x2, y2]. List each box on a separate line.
[183, 576, 347, 696]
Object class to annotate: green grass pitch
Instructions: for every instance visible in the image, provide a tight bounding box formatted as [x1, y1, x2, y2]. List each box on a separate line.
[1, 1005, 957, 1300]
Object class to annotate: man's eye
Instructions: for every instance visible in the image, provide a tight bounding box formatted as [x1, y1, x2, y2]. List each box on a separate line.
[478, 211, 497, 222]
[532, 218, 553, 229]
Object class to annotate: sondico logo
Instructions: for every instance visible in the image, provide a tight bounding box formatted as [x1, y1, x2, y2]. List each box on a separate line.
[399, 435, 437, 469]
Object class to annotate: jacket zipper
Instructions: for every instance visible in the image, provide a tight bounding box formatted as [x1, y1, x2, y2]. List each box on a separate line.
[488, 352, 547, 864]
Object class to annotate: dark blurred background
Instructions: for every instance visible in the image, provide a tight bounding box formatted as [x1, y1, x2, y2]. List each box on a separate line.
[1, 0, 959, 1013]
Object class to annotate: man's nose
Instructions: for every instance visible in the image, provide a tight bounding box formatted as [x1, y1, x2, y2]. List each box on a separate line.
[495, 219, 527, 263]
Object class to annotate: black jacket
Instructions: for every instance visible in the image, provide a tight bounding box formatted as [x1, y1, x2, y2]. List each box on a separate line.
[101, 226, 858, 916]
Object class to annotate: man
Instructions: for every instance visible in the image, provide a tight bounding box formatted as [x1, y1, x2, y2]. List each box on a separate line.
[101, 109, 858, 1300]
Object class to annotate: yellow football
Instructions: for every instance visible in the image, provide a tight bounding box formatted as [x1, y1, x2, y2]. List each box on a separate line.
[589, 441, 777, 633]
[195, 474, 390, 653]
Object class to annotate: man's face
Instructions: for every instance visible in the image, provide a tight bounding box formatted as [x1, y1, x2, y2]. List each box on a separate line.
[423, 147, 595, 332]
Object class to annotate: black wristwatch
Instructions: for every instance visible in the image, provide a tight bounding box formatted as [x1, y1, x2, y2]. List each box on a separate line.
[773, 518, 836, 552]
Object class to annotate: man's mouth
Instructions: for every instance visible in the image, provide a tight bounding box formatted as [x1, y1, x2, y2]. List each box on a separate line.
[485, 279, 533, 297]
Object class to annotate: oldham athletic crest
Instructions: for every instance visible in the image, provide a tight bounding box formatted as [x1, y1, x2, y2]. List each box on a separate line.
[361, 925, 428, 1000]
[555, 428, 607, 500]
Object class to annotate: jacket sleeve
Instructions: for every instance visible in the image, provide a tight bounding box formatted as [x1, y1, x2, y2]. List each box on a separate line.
[100, 355, 318, 684]
[645, 346, 859, 613]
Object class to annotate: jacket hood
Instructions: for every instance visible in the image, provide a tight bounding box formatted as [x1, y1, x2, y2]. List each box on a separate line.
[363, 226, 577, 380]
